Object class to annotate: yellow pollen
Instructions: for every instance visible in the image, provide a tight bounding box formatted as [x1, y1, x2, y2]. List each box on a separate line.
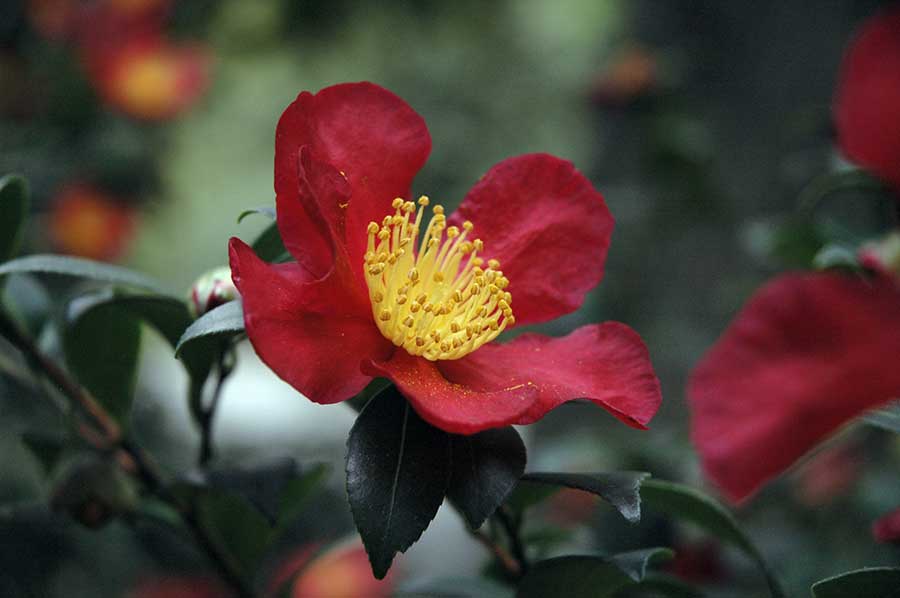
[363, 198, 514, 361]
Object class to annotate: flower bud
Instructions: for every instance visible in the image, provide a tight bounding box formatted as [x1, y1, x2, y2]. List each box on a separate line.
[859, 231, 900, 278]
[50, 455, 139, 529]
[188, 266, 238, 318]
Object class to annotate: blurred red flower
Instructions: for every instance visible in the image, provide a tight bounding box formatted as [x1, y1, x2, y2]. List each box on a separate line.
[873, 506, 900, 543]
[85, 35, 210, 121]
[128, 576, 231, 598]
[49, 183, 137, 261]
[230, 82, 661, 435]
[688, 272, 900, 503]
[271, 539, 395, 598]
[834, 6, 900, 191]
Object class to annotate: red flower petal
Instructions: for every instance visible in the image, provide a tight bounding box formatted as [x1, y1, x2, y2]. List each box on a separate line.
[873, 506, 900, 543]
[834, 6, 900, 190]
[361, 350, 540, 435]
[450, 154, 613, 326]
[274, 83, 431, 280]
[229, 238, 391, 405]
[439, 323, 661, 429]
[689, 273, 900, 503]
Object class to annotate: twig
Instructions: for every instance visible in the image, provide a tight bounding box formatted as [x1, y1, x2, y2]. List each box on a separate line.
[198, 349, 232, 466]
[467, 527, 522, 579]
[0, 308, 253, 598]
[495, 506, 530, 574]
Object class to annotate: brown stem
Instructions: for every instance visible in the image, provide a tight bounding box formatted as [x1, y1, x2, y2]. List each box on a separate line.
[468, 527, 522, 579]
[496, 506, 529, 574]
[0, 308, 253, 598]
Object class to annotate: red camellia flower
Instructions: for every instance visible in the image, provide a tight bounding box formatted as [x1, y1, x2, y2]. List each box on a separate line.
[688, 271, 900, 503]
[834, 6, 900, 191]
[229, 82, 661, 435]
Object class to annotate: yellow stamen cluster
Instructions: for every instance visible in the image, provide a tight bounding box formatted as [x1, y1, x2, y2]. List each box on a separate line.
[364, 196, 514, 361]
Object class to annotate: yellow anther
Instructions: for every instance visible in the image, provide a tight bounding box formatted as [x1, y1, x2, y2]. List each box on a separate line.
[363, 193, 514, 360]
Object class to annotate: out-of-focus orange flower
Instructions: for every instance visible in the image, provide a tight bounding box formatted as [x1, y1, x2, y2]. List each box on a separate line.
[87, 35, 211, 121]
[590, 45, 658, 107]
[664, 539, 725, 584]
[270, 539, 395, 598]
[543, 488, 598, 527]
[48, 183, 137, 261]
[128, 576, 232, 598]
[873, 507, 900, 543]
[27, 0, 80, 41]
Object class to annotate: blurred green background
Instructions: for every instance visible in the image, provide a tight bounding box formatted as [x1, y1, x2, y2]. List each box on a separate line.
[2, 0, 900, 596]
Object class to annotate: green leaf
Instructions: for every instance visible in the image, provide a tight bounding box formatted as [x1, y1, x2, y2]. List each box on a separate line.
[20, 432, 65, 475]
[195, 490, 273, 576]
[863, 401, 900, 434]
[237, 206, 276, 223]
[812, 244, 861, 272]
[186, 457, 327, 526]
[640, 480, 784, 597]
[517, 472, 649, 523]
[0, 175, 29, 263]
[613, 574, 704, 597]
[252, 221, 291, 263]
[277, 463, 329, 526]
[447, 427, 526, 529]
[0, 254, 165, 293]
[811, 567, 900, 597]
[504, 479, 561, 513]
[346, 385, 452, 579]
[175, 299, 244, 357]
[63, 292, 141, 425]
[399, 576, 515, 598]
[516, 548, 673, 598]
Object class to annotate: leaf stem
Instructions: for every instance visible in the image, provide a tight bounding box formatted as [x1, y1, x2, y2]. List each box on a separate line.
[198, 348, 232, 466]
[495, 505, 530, 574]
[468, 527, 522, 579]
[0, 307, 253, 598]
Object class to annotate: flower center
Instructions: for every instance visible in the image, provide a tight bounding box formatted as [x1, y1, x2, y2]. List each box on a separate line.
[364, 196, 515, 361]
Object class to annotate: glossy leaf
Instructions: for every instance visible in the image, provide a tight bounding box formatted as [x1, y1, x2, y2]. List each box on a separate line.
[346, 385, 452, 579]
[186, 457, 327, 526]
[517, 472, 649, 523]
[614, 575, 703, 598]
[237, 206, 276, 222]
[195, 490, 273, 576]
[811, 567, 900, 597]
[175, 300, 244, 357]
[516, 548, 673, 598]
[640, 480, 784, 597]
[447, 426, 526, 529]
[63, 292, 141, 425]
[0, 175, 29, 263]
[864, 401, 900, 434]
[0, 254, 166, 293]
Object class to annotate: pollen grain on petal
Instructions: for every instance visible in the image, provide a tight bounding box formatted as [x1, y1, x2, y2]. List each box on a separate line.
[363, 198, 514, 360]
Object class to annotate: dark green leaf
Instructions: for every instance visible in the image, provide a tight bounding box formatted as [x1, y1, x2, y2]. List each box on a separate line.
[63, 292, 141, 425]
[346, 385, 452, 579]
[1, 274, 52, 336]
[0, 175, 29, 263]
[175, 299, 244, 357]
[640, 480, 784, 597]
[0, 254, 166, 293]
[237, 206, 276, 223]
[518, 472, 649, 523]
[864, 401, 900, 434]
[505, 479, 561, 513]
[20, 432, 64, 475]
[195, 490, 273, 576]
[516, 548, 673, 598]
[252, 221, 291, 263]
[399, 576, 515, 598]
[187, 457, 327, 526]
[278, 463, 329, 526]
[811, 567, 900, 597]
[448, 427, 526, 529]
